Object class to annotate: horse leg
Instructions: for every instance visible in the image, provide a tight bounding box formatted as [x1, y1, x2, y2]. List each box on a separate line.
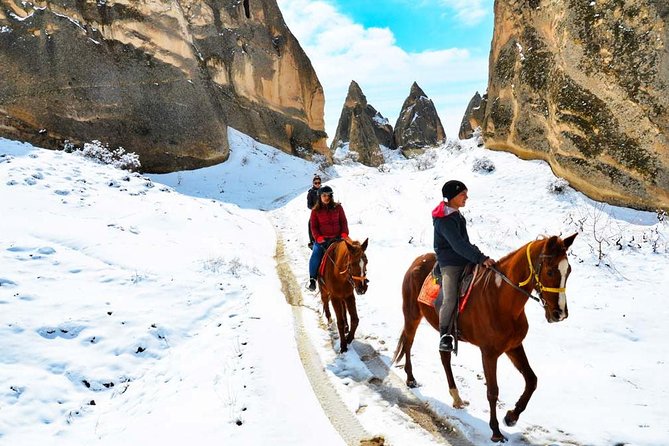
[503, 344, 537, 427]
[481, 350, 507, 442]
[400, 315, 422, 388]
[344, 293, 358, 345]
[439, 351, 468, 408]
[333, 299, 349, 353]
[321, 293, 331, 323]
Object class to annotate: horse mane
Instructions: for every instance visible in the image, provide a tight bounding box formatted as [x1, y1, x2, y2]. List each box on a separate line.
[495, 235, 554, 265]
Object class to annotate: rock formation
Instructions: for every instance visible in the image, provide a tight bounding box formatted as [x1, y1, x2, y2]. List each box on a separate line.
[458, 92, 487, 140]
[393, 82, 446, 157]
[330, 81, 388, 167]
[483, 0, 669, 211]
[0, 0, 328, 172]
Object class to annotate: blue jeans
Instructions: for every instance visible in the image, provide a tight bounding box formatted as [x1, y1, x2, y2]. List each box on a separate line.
[309, 242, 326, 279]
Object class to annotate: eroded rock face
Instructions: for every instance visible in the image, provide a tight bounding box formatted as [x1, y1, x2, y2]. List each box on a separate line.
[484, 0, 669, 211]
[330, 81, 386, 167]
[393, 82, 446, 157]
[0, 0, 327, 172]
[459, 92, 487, 140]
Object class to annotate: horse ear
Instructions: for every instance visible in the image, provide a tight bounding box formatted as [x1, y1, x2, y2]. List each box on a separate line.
[546, 235, 560, 253]
[563, 232, 577, 250]
[361, 238, 368, 251]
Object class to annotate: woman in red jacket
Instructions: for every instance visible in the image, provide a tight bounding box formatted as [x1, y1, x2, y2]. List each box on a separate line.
[307, 185, 349, 291]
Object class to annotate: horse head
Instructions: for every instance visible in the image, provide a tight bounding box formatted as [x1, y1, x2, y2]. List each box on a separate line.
[535, 233, 577, 323]
[344, 237, 369, 295]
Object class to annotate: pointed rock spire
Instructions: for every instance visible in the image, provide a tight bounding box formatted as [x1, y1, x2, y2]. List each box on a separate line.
[330, 81, 388, 167]
[458, 91, 487, 140]
[393, 82, 446, 157]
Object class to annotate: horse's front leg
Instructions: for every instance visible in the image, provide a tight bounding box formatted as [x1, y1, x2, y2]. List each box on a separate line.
[332, 298, 349, 353]
[439, 351, 468, 408]
[343, 293, 358, 344]
[504, 344, 537, 427]
[481, 350, 507, 442]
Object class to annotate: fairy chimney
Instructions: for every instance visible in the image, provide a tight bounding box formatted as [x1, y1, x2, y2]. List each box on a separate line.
[393, 82, 446, 157]
[0, 0, 328, 172]
[330, 81, 385, 167]
[483, 0, 669, 211]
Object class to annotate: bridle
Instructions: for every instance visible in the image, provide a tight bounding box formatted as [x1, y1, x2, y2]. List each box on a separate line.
[491, 241, 566, 307]
[339, 250, 368, 290]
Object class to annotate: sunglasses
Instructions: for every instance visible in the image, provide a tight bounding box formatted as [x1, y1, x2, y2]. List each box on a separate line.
[313, 182, 321, 185]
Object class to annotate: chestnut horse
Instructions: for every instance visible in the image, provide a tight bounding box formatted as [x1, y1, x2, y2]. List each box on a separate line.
[318, 238, 369, 353]
[393, 234, 577, 442]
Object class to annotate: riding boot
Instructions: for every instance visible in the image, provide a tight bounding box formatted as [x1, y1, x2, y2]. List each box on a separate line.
[308, 278, 316, 291]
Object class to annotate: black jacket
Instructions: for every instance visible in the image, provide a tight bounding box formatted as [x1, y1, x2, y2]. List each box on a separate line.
[433, 205, 487, 267]
[307, 187, 319, 209]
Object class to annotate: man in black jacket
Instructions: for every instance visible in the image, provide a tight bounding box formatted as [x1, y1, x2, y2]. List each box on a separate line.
[306, 175, 321, 247]
[433, 180, 495, 352]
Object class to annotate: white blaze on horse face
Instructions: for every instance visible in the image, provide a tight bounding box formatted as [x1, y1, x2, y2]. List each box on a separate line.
[557, 258, 569, 319]
[358, 258, 365, 276]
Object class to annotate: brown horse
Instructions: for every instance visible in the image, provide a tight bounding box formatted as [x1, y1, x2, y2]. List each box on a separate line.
[318, 237, 369, 353]
[393, 234, 577, 442]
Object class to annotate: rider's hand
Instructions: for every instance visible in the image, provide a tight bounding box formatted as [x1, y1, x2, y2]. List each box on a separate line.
[483, 257, 496, 268]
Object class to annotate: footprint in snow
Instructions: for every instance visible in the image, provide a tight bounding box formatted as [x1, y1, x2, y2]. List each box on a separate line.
[37, 325, 85, 339]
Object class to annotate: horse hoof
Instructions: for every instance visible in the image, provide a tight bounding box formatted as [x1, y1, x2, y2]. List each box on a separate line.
[407, 379, 418, 388]
[504, 410, 518, 427]
[491, 433, 508, 443]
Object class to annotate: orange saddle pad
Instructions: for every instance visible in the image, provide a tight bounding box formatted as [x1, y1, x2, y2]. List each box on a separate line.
[417, 273, 440, 306]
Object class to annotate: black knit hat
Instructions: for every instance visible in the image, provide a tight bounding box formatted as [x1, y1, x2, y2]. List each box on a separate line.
[442, 180, 467, 200]
[318, 185, 333, 195]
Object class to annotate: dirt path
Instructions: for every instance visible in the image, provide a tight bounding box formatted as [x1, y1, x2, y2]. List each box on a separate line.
[274, 234, 475, 446]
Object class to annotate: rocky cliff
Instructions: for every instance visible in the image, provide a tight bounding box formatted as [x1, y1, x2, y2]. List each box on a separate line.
[0, 0, 328, 172]
[330, 80, 389, 167]
[393, 82, 446, 157]
[483, 0, 669, 211]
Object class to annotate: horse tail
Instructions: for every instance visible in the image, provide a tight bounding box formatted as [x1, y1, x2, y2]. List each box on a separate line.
[392, 330, 407, 364]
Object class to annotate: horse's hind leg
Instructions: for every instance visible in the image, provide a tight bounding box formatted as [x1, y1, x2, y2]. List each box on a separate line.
[401, 315, 422, 387]
[343, 294, 358, 345]
[321, 294, 332, 323]
[503, 344, 537, 427]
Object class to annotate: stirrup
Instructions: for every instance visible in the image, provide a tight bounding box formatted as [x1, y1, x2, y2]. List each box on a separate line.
[439, 334, 454, 352]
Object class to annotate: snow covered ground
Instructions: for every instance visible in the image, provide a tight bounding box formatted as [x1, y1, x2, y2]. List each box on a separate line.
[1, 129, 668, 445]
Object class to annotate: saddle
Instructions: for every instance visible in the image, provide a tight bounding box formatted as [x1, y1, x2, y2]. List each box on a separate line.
[417, 262, 479, 313]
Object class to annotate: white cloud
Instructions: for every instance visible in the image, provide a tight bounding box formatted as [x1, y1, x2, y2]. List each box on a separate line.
[438, 0, 491, 26]
[278, 0, 488, 140]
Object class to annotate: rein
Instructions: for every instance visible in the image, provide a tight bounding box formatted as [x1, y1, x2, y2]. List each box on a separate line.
[491, 241, 566, 307]
[324, 242, 367, 287]
[338, 252, 367, 286]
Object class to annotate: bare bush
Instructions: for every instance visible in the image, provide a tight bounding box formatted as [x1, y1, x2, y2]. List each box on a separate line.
[75, 140, 141, 171]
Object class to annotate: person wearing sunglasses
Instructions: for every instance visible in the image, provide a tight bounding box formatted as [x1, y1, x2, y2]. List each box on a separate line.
[307, 185, 349, 291]
[306, 175, 322, 248]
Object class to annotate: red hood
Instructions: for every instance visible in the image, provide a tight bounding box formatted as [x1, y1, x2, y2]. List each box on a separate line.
[432, 201, 458, 218]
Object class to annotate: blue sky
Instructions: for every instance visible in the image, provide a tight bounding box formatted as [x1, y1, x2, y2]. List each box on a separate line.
[277, 0, 494, 140]
[327, 0, 494, 53]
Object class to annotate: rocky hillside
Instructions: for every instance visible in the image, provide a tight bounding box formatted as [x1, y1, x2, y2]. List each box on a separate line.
[0, 0, 328, 172]
[481, 0, 668, 211]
